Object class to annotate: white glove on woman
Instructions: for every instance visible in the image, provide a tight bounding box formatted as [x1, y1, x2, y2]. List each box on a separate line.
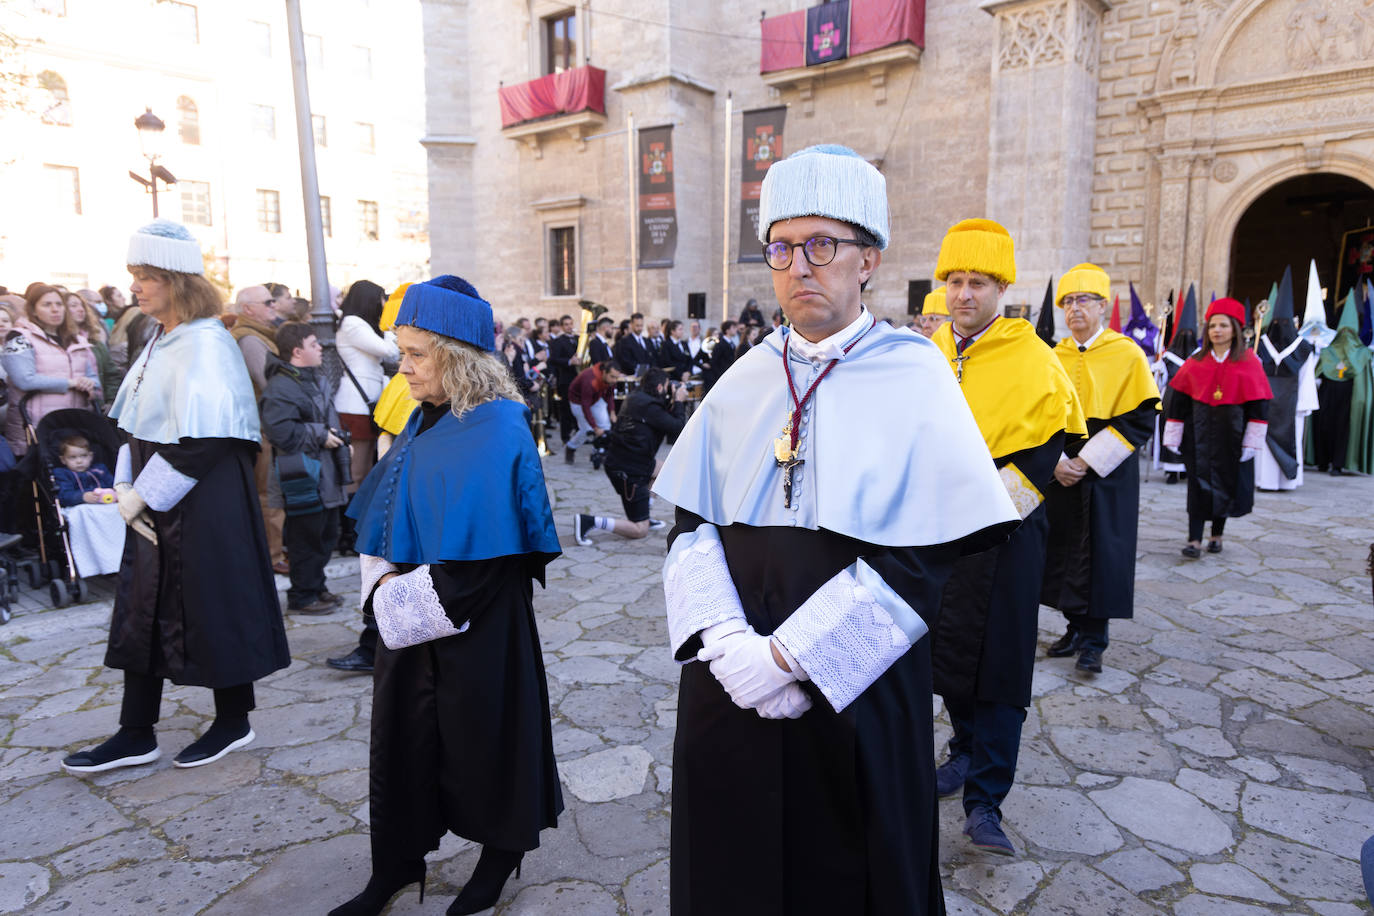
[755, 682, 812, 719]
[697, 625, 797, 709]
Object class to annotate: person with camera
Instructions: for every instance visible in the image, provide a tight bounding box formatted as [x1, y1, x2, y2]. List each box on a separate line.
[565, 358, 621, 465]
[262, 321, 350, 614]
[572, 368, 686, 545]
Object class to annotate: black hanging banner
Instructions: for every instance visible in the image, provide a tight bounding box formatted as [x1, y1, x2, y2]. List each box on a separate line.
[638, 125, 677, 269]
[805, 0, 850, 67]
[738, 106, 786, 263]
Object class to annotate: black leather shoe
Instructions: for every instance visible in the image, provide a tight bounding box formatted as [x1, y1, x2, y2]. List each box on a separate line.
[318, 590, 346, 606]
[288, 597, 337, 615]
[1076, 647, 1103, 674]
[327, 647, 375, 673]
[1206, 540, 1223, 554]
[1047, 631, 1079, 658]
[1181, 544, 1201, 559]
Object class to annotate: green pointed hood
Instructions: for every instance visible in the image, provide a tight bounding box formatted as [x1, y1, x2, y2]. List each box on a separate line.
[1316, 289, 1371, 381]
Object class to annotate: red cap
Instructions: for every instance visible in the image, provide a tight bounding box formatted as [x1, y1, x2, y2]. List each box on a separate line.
[1205, 297, 1246, 325]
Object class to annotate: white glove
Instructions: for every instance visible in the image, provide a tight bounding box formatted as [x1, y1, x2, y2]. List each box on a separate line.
[698, 627, 797, 709]
[755, 682, 812, 719]
[117, 486, 148, 525]
[1162, 419, 1184, 450]
[1241, 447, 1256, 462]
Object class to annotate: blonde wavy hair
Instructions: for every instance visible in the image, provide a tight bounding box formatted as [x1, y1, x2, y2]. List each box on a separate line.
[419, 328, 523, 419]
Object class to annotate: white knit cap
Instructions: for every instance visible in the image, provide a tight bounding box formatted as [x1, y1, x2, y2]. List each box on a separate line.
[126, 218, 204, 274]
[757, 144, 889, 250]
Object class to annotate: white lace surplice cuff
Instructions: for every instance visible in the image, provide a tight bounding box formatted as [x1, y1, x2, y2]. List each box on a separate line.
[663, 523, 747, 661]
[1077, 426, 1135, 477]
[1162, 419, 1184, 450]
[133, 452, 197, 512]
[772, 559, 927, 713]
[998, 463, 1043, 520]
[359, 553, 398, 608]
[372, 564, 468, 650]
[114, 444, 132, 487]
[1241, 420, 1268, 450]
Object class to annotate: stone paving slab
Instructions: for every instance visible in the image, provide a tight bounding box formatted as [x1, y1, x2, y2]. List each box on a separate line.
[1, 455, 1372, 913]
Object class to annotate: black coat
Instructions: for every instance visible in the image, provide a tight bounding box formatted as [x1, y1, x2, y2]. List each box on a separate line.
[1167, 391, 1268, 519]
[106, 437, 289, 688]
[931, 434, 1063, 708]
[670, 510, 955, 915]
[658, 338, 693, 377]
[260, 360, 346, 509]
[547, 333, 578, 388]
[613, 334, 651, 375]
[588, 335, 613, 366]
[706, 338, 736, 389]
[1042, 404, 1156, 620]
[605, 389, 684, 478]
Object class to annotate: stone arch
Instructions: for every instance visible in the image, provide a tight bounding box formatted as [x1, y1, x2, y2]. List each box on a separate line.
[1202, 153, 1374, 300]
[1194, 0, 1271, 88]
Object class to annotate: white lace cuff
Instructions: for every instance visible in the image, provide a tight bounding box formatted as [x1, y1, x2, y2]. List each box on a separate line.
[772, 559, 927, 712]
[373, 564, 468, 650]
[359, 553, 398, 608]
[1078, 426, 1134, 477]
[114, 444, 132, 487]
[999, 463, 1043, 520]
[134, 452, 197, 512]
[1242, 420, 1268, 450]
[1163, 419, 1183, 449]
[663, 524, 747, 661]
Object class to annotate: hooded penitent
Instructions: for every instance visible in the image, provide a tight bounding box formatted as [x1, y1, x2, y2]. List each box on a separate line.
[1306, 288, 1374, 474]
[1155, 285, 1199, 471]
[1298, 260, 1337, 349]
[1122, 282, 1159, 358]
[1036, 278, 1056, 346]
[1257, 266, 1317, 486]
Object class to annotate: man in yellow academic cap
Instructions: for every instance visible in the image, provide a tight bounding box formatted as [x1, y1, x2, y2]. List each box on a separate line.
[1040, 263, 1159, 674]
[928, 219, 1086, 856]
[916, 285, 950, 338]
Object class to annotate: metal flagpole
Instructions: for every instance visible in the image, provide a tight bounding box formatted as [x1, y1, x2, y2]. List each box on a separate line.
[284, 0, 332, 342]
[722, 92, 732, 324]
[626, 110, 638, 316]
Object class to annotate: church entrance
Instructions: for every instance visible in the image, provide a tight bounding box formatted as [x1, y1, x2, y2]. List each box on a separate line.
[1228, 173, 1374, 324]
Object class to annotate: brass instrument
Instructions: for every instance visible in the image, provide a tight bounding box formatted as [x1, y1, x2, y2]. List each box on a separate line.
[574, 299, 608, 366]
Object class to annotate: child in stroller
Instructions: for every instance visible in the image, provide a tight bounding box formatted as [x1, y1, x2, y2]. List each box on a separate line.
[53, 434, 117, 505]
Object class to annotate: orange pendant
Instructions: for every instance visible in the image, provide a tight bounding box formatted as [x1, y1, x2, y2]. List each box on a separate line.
[1212, 387, 1223, 401]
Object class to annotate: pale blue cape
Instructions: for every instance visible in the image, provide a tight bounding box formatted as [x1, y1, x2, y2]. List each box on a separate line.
[653, 320, 1018, 548]
[109, 318, 260, 444]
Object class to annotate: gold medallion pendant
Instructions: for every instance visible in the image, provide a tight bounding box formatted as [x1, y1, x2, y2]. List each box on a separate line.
[1212, 386, 1223, 401]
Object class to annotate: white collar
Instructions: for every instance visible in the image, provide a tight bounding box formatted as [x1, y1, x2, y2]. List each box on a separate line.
[788, 307, 871, 362]
[1071, 327, 1105, 351]
[1209, 348, 1229, 363]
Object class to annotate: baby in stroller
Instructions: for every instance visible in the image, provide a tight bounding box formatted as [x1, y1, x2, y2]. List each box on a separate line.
[54, 435, 117, 505]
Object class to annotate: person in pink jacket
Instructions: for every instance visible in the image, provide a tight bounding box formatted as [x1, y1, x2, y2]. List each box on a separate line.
[2, 284, 101, 454]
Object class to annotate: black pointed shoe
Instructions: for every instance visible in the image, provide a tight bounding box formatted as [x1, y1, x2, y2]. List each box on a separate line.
[1076, 647, 1103, 674]
[328, 861, 426, 916]
[1046, 631, 1080, 658]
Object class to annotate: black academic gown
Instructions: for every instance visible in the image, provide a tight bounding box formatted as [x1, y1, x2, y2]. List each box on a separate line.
[1312, 378, 1354, 471]
[670, 510, 957, 916]
[1157, 353, 1189, 467]
[106, 437, 288, 687]
[1166, 393, 1269, 519]
[1041, 405, 1156, 620]
[1259, 339, 1314, 480]
[931, 435, 1063, 708]
[365, 406, 562, 863]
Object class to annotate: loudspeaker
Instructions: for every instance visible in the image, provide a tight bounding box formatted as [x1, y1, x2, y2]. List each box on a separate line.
[687, 292, 706, 319]
[907, 280, 932, 315]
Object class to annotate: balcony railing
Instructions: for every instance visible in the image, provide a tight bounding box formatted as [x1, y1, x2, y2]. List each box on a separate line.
[760, 0, 925, 74]
[499, 65, 607, 129]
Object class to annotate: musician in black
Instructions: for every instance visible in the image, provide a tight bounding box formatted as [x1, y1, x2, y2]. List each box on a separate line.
[588, 316, 614, 365]
[572, 368, 687, 545]
[613, 312, 652, 375]
[548, 314, 579, 443]
[659, 320, 694, 380]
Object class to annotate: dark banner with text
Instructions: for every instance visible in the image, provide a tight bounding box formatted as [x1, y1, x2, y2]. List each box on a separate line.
[738, 106, 786, 263]
[638, 125, 677, 269]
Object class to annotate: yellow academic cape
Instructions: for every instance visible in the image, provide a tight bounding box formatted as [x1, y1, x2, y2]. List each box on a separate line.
[372, 373, 419, 436]
[1053, 330, 1159, 428]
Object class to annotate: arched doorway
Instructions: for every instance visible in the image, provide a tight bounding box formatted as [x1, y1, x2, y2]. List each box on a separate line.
[1229, 173, 1374, 324]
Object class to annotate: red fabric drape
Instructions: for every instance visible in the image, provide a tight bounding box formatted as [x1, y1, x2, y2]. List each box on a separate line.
[499, 66, 607, 128]
[761, 0, 925, 73]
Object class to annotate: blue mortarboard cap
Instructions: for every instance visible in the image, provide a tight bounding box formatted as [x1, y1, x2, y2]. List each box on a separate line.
[394, 275, 495, 351]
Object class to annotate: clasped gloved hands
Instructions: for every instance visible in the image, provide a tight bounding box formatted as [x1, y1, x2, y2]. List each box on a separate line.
[115, 484, 158, 545]
[697, 623, 811, 719]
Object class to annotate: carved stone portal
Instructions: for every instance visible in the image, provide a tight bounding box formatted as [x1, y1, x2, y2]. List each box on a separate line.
[990, 0, 1103, 74]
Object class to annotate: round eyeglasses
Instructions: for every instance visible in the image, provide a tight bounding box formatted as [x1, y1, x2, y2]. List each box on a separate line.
[762, 236, 867, 271]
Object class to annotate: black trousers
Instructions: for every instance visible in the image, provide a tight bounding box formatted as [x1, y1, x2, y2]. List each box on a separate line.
[555, 379, 576, 441]
[119, 669, 254, 727]
[1188, 515, 1227, 542]
[1059, 615, 1109, 651]
[283, 506, 341, 606]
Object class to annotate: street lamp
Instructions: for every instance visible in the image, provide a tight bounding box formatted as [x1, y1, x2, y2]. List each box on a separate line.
[129, 107, 177, 217]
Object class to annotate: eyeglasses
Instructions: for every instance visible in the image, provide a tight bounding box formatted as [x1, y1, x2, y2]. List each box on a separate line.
[1061, 294, 1105, 307]
[762, 236, 866, 271]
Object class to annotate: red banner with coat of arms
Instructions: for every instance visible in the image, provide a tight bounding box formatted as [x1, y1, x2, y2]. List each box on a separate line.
[638, 125, 677, 268]
[738, 107, 786, 263]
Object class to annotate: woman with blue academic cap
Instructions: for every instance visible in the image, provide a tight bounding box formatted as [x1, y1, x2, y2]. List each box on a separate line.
[329, 275, 563, 916]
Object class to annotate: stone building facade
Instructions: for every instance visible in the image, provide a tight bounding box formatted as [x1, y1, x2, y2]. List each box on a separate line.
[423, 0, 1374, 327]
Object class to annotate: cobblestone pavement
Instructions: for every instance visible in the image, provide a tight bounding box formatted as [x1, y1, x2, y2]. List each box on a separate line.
[1, 452, 1372, 915]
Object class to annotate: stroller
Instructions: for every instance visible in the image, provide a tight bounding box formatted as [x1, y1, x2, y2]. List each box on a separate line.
[17, 396, 122, 608]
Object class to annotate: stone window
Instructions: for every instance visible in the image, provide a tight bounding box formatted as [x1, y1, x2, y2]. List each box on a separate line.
[37, 71, 71, 126]
[356, 121, 375, 154]
[181, 180, 211, 226]
[359, 200, 379, 240]
[549, 225, 577, 296]
[44, 164, 80, 215]
[161, 0, 199, 45]
[252, 104, 275, 140]
[543, 9, 576, 74]
[177, 96, 200, 145]
[256, 189, 281, 233]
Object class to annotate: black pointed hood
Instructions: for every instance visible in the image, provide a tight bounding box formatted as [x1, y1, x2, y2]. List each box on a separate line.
[1036, 278, 1056, 346]
[1264, 265, 1298, 350]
